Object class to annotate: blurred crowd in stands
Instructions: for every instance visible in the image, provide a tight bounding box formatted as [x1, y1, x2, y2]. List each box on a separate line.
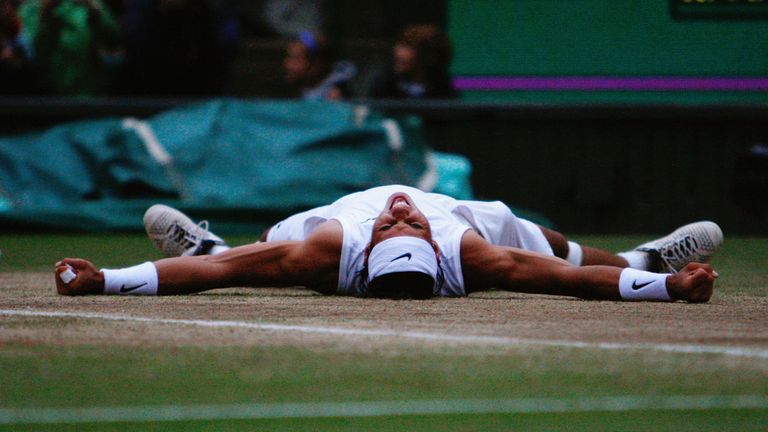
[0, 0, 458, 100]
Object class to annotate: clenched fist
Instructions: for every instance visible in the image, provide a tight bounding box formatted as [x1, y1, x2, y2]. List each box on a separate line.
[666, 262, 719, 303]
[54, 258, 104, 296]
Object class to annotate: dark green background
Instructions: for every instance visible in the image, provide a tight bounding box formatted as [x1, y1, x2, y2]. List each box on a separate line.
[448, 0, 768, 103]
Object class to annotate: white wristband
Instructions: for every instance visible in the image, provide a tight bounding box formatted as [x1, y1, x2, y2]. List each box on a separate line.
[619, 268, 671, 301]
[102, 262, 159, 296]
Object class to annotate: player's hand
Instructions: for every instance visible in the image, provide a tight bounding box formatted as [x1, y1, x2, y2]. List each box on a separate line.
[54, 258, 104, 296]
[666, 262, 718, 303]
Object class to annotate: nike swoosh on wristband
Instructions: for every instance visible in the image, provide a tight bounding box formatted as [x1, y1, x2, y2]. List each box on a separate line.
[631, 280, 653, 290]
[120, 283, 148, 293]
[390, 252, 412, 262]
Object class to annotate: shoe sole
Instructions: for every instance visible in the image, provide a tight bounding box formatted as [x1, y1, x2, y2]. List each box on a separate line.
[143, 204, 199, 257]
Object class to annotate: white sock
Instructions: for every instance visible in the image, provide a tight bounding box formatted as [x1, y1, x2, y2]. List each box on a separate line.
[618, 251, 651, 270]
[102, 262, 158, 295]
[618, 268, 671, 301]
[566, 241, 583, 266]
[209, 245, 230, 255]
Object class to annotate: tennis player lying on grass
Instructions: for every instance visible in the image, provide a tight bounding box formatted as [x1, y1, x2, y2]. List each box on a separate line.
[55, 185, 722, 302]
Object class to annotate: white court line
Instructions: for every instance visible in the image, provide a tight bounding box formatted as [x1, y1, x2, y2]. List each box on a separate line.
[1, 395, 767, 424]
[2, 309, 768, 359]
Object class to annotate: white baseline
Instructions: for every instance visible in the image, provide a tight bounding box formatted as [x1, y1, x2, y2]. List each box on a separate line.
[2, 309, 768, 359]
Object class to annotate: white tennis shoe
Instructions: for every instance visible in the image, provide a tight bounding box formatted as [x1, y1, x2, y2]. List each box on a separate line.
[143, 204, 228, 257]
[633, 221, 723, 273]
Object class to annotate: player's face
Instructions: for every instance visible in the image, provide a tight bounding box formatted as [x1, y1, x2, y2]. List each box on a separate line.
[370, 192, 433, 247]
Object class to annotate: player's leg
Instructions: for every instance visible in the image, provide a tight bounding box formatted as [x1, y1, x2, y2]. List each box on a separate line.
[540, 221, 723, 273]
[144, 204, 333, 258]
[459, 200, 723, 272]
[463, 201, 631, 267]
[537, 226, 628, 267]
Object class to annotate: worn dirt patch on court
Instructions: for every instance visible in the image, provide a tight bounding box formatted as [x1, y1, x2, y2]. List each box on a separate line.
[1, 273, 767, 353]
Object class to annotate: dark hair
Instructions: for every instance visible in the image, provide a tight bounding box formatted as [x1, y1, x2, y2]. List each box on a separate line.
[366, 272, 435, 300]
[397, 24, 453, 86]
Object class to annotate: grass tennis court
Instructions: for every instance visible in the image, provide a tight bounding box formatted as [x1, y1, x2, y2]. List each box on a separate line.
[0, 234, 766, 431]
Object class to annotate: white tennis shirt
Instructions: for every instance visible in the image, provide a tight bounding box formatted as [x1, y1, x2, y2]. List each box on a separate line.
[266, 185, 553, 296]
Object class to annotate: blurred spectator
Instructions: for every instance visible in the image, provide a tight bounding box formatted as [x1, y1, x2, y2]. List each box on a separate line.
[118, 0, 239, 96]
[271, 30, 355, 100]
[0, 0, 38, 94]
[19, 0, 122, 96]
[366, 24, 458, 99]
[261, 0, 322, 37]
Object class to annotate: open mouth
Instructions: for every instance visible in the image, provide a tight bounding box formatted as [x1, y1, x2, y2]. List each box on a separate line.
[389, 194, 410, 209]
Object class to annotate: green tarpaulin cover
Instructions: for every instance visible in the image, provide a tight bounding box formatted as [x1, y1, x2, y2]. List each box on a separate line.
[0, 99, 438, 232]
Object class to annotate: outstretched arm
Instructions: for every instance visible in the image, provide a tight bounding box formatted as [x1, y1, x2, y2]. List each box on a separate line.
[55, 221, 343, 296]
[460, 230, 716, 302]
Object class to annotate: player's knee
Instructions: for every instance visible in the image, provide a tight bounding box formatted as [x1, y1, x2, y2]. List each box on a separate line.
[539, 226, 568, 259]
[259, 227, 272, 242]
